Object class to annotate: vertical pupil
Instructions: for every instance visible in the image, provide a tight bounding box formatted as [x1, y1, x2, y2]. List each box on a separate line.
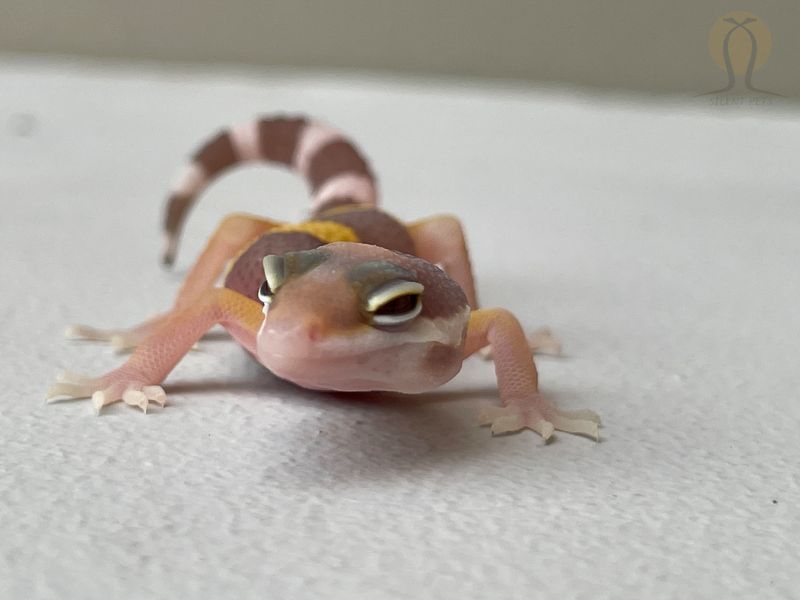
[258, 280, 271, 301]
[375, 294, 417, 315]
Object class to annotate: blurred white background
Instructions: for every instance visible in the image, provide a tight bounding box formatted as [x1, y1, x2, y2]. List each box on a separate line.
[2, 0, 797, 96]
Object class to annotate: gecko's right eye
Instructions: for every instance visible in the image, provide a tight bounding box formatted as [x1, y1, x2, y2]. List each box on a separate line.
[258, 280, 273, 304]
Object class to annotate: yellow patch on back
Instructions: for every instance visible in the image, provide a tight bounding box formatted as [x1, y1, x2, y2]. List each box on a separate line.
[270, 220, 360, 244]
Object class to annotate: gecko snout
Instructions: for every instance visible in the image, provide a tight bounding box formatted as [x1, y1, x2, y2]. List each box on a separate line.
[299, 318, 326, 343]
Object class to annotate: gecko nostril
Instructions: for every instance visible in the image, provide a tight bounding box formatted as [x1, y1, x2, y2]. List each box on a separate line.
[304, 320, 324, 342]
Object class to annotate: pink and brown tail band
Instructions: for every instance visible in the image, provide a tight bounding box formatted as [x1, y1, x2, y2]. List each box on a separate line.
[162, 116, 380, 266]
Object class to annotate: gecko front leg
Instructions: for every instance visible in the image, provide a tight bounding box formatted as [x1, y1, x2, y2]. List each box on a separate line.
[464, 308, 600, 441]
[66, 212, 277, 352]
[48, 288, 263, 413]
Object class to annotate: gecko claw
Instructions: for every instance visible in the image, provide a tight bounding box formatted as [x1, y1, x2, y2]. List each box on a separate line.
[92, 390, 112, 414]
[122, 390, 149, 413]
[121, 386, 167, 413]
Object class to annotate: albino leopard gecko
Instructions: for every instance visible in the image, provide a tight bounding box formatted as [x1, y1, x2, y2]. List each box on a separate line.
[47, 116, 600, 441]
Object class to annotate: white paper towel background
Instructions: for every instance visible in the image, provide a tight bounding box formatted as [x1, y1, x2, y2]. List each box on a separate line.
[1, 58, 798, 599]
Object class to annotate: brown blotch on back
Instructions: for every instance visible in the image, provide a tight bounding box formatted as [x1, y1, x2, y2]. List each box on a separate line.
[193, 131, 238, 174]
[319, 208, 415, 255]
[307, 140, 374, 191]
[258, 117, 307, 164]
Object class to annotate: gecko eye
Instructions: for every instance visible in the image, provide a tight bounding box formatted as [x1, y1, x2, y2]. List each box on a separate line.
[259, 254, 287, 307]
[365, 280, 424, 327]
[258, 280, 273, 304]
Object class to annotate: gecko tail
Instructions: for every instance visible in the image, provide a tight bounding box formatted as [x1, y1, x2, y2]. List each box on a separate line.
[161, 115, 379, 267]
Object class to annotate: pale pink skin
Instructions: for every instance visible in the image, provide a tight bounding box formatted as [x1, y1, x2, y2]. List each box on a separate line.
[51, 242, 600, 440]
[50, 115, 601, 441]
[254, 244, 470, 393]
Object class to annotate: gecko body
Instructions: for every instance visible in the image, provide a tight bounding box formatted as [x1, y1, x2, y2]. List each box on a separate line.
[49, 116, 600, 441]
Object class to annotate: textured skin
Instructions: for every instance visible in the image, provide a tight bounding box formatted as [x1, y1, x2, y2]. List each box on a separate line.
[54, 114, 600, 440]
[162, 115, 377, 264]
[224, 207, 415, 303]
[317, 206, 416, 255]
[345, 246, 468, 320]
[307, 140, 374, 191]
[253, 243, 470, 393]
[49, 289, 264, 411]
[164, 117, 306, 241]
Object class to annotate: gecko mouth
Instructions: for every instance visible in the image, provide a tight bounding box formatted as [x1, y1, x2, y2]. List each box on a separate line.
[257, 339, 463, 394]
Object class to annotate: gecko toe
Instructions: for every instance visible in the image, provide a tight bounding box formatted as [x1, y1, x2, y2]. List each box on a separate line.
[122, 389, 149, 413]
[142, 386, 167, 407]
[65, 324, 115, 342]
[46, 382, 93, 402]
[490, 414, 525, 435]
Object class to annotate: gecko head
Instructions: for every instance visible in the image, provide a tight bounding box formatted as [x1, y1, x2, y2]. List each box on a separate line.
[254, 242, 470, 393]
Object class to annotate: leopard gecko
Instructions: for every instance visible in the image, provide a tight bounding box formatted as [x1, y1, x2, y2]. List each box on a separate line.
[47, 116, 600, 441]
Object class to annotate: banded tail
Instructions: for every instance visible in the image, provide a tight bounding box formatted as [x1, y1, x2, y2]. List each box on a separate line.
[162, 115, 379, 266]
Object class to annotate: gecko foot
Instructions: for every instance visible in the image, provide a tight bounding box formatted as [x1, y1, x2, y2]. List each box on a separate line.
[478, 394, 600, 441]
[46, 370, 167, 414]
[479, 327, 562, 360]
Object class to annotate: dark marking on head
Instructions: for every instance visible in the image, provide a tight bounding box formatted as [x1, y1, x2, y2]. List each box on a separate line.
[369, 252, 469, 320]
[224, 232, 325, 301]
[347, 260, 419, 305]
[282, 247, 331, 280]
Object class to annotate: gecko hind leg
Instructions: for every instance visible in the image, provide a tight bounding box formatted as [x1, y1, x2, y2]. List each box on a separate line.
[66, 212, 278, 352]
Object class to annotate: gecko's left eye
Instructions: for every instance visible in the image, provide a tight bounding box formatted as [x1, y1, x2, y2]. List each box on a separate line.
[365, 280, 424, 327]
[258, 280, 273, 305]
[260, 254, 286, 305]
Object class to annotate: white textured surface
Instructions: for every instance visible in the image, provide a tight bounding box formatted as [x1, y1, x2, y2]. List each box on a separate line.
[1, 57, 799, 600]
